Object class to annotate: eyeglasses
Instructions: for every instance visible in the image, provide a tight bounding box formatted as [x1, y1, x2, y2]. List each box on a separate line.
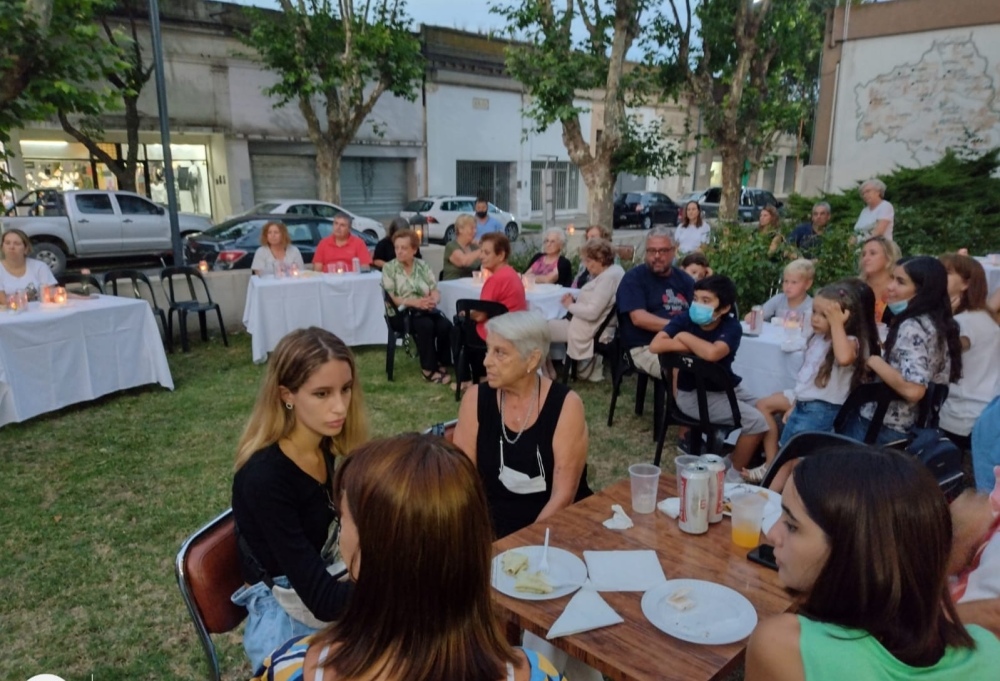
[646, 247, 677, 256]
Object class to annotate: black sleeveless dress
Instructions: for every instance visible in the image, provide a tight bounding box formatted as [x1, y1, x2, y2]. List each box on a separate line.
[476, 381, 591, 538]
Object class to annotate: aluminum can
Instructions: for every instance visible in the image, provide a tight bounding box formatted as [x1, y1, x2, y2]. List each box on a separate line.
[678, 466, 710, 535]
[700, 454, 726, 523]
[747, 305, 764, 336]
[351, 257, 362, 273]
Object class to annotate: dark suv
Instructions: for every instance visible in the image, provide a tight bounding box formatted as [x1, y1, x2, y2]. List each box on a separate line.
[679, 187, 784, 223]
[613, 192, 679, 229]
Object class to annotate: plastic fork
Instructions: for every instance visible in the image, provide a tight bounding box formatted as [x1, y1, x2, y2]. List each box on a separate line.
[539, 528, 550, 574]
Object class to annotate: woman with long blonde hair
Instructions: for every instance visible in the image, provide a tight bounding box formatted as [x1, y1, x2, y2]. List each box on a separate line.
[232, 327, 368, 671]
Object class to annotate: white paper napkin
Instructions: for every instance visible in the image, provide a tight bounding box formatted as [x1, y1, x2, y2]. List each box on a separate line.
[658, 497, 680, 519]
[584, 550, 667, 592]
[602, 504, 634, 530]
[546, 588, 623, 638]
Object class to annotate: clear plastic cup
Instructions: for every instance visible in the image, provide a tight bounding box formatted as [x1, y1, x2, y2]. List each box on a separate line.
[731, 493, 768, 548]
[629, 463, 661, 514]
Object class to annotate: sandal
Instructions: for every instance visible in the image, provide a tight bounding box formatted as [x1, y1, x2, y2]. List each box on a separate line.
[741, 464, 769, 484]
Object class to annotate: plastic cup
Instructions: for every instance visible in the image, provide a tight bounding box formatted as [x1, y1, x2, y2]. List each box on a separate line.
[730, 493, 768, 548]
[674, 454, 701, 493]
[629, 463, 661, 514]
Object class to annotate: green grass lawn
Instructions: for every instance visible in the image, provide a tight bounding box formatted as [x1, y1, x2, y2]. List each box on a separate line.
[1, 331, 679, 680]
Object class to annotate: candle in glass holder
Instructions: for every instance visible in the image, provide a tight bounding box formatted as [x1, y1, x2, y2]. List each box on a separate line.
[41, 285, 54, 304]
[198, 260, 209, 273]
[566, 224, 575, 236]
[335, 262, 347, 274]
[290, 263, 300, 277]
[415, 227, 423, 242]
[54, 286, 67, 305]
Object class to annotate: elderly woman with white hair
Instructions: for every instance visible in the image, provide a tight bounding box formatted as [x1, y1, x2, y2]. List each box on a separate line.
[454, 310, 591, 539]
[525, 228, 573, 287]
[854, 178, 895, 240]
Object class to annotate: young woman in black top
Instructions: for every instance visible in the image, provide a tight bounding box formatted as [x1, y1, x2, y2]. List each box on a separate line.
[231, 327, 369, 671]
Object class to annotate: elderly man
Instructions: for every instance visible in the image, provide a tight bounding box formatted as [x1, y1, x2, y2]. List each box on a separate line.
[616, 227, 695, 377]
[788, 202, 831, 259]
[313, 212, 372, 272]
[473, 197, 504, 240]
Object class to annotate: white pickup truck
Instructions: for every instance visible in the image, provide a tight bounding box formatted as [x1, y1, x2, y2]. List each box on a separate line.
[1, 190, 212, 275]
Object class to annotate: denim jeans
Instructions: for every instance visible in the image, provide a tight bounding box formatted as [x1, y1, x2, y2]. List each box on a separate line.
[841, 413, 908, 446]
[779, 400, 842, 448]
[231, 576, 319, 673]
[971, 395, 1000, 493]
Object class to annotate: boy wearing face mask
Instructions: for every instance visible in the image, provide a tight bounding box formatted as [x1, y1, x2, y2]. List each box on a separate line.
[649, 275, 769, 469]
[473, 197, 504, 240]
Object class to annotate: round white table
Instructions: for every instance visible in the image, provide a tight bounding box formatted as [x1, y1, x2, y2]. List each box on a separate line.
[436, 279, 575, 321]
[730, 321, 805, 400]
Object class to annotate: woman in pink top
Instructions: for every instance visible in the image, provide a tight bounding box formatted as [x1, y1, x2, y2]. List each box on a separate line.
[473, 233, 527, 340]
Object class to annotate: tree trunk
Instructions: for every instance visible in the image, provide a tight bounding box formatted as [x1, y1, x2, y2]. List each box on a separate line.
[718, 146, 744, 223]
[580, 161, 615, 230]
[315, 143, 341, 204]
[118, 93, 141, 192]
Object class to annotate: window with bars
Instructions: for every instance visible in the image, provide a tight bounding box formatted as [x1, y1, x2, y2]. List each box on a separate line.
[455, 161, 513, 209]
[530, 161, 580, 212]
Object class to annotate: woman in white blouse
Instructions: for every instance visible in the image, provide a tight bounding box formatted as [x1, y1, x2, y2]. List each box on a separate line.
[853, 179, 894, 240]
[251, 221, 305, 275]
[0, 228, 57, 303]
[674, 201, 712, 254]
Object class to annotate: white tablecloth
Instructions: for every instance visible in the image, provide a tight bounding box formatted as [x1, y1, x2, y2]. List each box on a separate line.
[975, 257, 1000, 296]
[242, 272, 387, 363]
[731, 322, 805, 400]
[437, 279, 573, 321]
[0, 296, 173, 427]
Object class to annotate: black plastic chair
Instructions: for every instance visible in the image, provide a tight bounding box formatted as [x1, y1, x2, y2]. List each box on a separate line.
[104, 269, 171, 352]
[57, 273, 104, 295]
[651, 352, 742, 467]
[607, 315, 667, 442]
[159, 266, 229, 352]
[383, 287, 414, 381]
[452, 299, 508, 401]
[559, 304, 618, 383]
[759, 431, 859, 489]
[832, 381, 949, 444]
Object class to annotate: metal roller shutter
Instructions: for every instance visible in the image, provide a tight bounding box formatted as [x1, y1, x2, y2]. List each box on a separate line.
[251, 155, 318, 202]
[339, 157, 407, 220]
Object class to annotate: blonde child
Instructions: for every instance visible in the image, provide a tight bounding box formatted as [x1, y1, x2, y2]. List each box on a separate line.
[745, 258, 815, 323]
[745, 281, 877, 484]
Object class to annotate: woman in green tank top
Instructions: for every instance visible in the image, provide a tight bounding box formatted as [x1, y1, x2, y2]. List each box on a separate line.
[745, 444, 1000, 680]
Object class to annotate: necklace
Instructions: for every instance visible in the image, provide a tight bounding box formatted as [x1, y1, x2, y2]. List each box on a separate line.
[499, 377, 540, 445]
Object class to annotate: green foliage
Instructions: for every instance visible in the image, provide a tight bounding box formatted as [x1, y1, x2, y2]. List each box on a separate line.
[786, 148, 1000, 256]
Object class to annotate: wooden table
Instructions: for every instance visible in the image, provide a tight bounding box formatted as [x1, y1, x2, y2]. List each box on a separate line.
[492, 476, 796, 681]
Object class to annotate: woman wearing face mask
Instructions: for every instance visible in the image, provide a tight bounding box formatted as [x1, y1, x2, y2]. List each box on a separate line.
[844, 256, 963, 445]
[746, 444, 1000, 681]
[454, 310, 591, 539]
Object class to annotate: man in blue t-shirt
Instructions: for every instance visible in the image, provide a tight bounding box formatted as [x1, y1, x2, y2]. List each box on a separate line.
[473, 197, 505, 239]
[788, 202, 831, 259]
[649, 275, 769, 470]
[616, 228, 695, 377]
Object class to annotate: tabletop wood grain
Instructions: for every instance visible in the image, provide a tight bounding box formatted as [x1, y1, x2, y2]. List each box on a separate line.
[492, 475, 797, 681]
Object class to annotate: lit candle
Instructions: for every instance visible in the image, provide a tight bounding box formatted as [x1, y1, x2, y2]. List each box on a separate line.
[54, 287, 67, 305]
[290, 263, 300, 277]
[41, 285, 53, 304]
[566, 224, 575, 236]
[416, 227, 423, 242]
[198, 260, 209, 273]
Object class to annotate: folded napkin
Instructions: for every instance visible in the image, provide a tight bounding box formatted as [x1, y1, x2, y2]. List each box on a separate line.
[602, 504, 634, 530]
[584, 550, 667, 592]
[658, 497, 680, 519]
[546, 588, 624, 638]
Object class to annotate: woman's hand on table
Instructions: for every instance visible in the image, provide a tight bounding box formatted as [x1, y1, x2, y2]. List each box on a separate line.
[561, 293, 574, 309]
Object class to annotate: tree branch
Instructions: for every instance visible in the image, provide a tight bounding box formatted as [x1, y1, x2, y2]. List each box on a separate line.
[58, 110, 118, 169]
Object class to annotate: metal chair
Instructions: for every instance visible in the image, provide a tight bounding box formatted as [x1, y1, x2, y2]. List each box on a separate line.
[652, 352, 741, 467]
[160, 266, 229, 352]
[423, 419, 458, 442]
[56, 272, 104, 295]
[175, 508, 246, 681]
[103, 268, 171, 352]
[452, 299, 508, 401]
[382, 287, 414, 381]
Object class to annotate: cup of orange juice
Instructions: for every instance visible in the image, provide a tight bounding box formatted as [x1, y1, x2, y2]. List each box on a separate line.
[730, 493, 767, 548]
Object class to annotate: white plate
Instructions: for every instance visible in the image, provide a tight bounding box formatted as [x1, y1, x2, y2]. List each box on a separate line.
[641, 579, 758, 645]
[491, 546, 587, 601]
[723, 483, 782, 534]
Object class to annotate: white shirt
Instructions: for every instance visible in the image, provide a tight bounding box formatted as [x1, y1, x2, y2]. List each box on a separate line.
[674, 223, 711, 254]
[793, 333, 859, 404]
[853, 200, 894, 241]
[939, 310, 1000, 436]
[0, 258, 58, 294]
[250, 245, 305, 274]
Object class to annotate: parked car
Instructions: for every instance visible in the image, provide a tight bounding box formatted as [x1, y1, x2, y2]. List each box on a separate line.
[399, 196, 519, 243]
[235, 199, 386, 240]
[679, 187, 785, 223]
[613, 191, 680, 229]
[183, 215, 377, 270]
[1, 190, 212, 275]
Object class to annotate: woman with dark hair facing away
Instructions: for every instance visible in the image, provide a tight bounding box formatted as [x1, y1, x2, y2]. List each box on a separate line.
[231, 327, 369, 670]
[746, 444, 1000, 680]
[937, 253, 1000, 451]
[843, 256, 963, 445]
[251, 433, 566, 681]
[372, 216, 421, 270]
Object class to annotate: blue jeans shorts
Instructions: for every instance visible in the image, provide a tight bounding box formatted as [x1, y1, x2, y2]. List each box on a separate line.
[779, 400, 841, 448]
[231, 576, 320, 673]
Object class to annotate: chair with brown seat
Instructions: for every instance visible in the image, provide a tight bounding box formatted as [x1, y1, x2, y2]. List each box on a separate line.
[175, 508, 246, 681]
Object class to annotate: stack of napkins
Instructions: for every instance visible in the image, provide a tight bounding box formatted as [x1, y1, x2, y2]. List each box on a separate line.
[602, 504, 634, 530]
[546, 588, 623, 638]
[583, 550, 667, 591]
[657, 497, 681, 519]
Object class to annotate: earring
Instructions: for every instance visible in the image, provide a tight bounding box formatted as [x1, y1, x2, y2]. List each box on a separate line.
[285, 402, 293, 410]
